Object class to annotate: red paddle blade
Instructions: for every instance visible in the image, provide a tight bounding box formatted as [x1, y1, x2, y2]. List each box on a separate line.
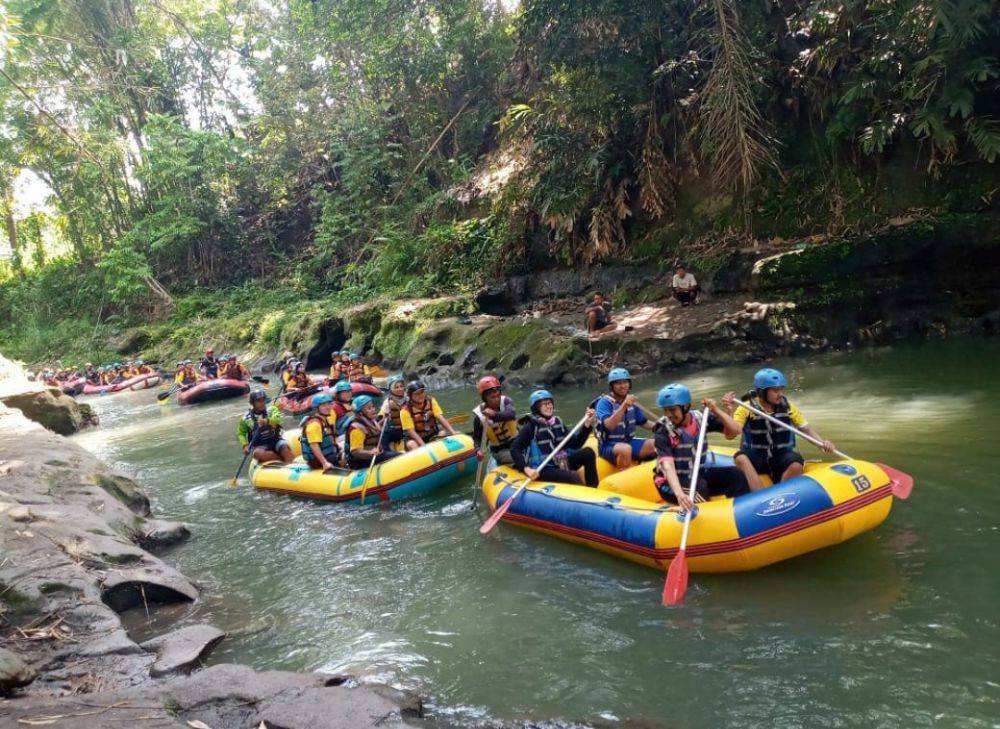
[878, 463, 914, 500]
[479, 494, 515, 534]
[662, 550, 689, 606]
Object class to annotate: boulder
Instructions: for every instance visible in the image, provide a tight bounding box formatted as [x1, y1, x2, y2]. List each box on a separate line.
[91, 472, 151, 516]
[138, 519, 191, 551]
[140, 624, 226, 678]
[0, 646, 36, 694]
[100, 565, 199, 613]
[0, 388, 95, 435]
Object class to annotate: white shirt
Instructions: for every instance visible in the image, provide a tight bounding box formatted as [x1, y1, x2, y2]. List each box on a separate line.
[672, 272, 697, 290]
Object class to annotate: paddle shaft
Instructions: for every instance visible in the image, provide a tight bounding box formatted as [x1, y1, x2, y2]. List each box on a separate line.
[230, 431, 261, 486]
[678, 407, 711, 552]
[735, 398, 848, 459]
[480, 413, 589, 534]
[360, 413, 392, 504]
[471, 408, 490, 510]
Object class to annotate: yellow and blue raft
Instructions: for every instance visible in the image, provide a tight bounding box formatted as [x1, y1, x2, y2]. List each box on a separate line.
[481, 448, 912, 573]
[250, 434, 476, 504]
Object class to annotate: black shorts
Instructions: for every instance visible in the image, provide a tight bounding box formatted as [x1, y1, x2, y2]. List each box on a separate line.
[737, 449, 804, 483]
[659, 467, 749, 503]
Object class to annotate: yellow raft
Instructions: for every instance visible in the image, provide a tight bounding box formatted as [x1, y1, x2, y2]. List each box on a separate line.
[481, 447, 912, 573]
[250, 434, 476, 504]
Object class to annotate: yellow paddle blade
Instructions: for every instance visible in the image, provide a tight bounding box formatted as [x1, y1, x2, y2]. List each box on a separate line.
[448, 413, 471, 425]
[228, 478, 238, 488]
[368, 365, 390, 378]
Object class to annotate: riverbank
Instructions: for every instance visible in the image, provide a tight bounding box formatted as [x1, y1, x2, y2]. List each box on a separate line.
[0, 389, 431, 727]
[3, 213, 998, 387]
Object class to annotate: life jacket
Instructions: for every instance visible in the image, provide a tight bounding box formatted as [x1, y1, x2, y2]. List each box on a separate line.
[298, 413, 341, 466]
[525, 414, 569, 468]
[346, 413, 381, 460]
[347, 362, 365, 382]
[474, 398, 518, 450]
[201, 358, 218, 378]
[596, 394, 639, 446]
[654, 412, 707, 487]
[244, 408, 282, 450]
[740, 396, 796, 456]
[291, 373, 311, 389]
[403, 397, 439, 441]
[386, 394, 405, 430]
[85, 370, 99, 384]
[332, 400, 354, 434]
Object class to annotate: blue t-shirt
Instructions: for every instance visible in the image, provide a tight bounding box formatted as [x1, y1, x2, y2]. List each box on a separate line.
[596, 395, 647, 442]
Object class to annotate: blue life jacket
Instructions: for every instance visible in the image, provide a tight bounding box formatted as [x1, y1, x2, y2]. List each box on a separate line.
[298, 414, 341, 465]
[596, 394, 640, 446]
[526, 415, 569, 468]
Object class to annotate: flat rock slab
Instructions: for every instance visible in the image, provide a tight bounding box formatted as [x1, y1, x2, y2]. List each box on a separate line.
[100, 565, 199, 613]
[141, 624, 226, 678]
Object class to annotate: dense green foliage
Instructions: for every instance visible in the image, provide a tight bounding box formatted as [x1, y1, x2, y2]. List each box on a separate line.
[0, 0, 997, 362]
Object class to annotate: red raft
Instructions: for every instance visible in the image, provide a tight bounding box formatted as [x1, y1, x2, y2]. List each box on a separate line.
[177, 377, 251, 406]
[275, 381, 381, 415]
[81, 372, 162, 396]
[59, 378, 86, 396]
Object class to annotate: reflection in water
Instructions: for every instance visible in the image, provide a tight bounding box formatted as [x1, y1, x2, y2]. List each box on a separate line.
[72, 340, 1000, 728]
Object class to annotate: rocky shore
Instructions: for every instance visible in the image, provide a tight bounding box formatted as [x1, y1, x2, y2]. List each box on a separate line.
[0, 396, 431, 728]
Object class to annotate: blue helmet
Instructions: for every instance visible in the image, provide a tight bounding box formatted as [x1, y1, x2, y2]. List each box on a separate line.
[657, 383, 691, 408]
[334, 381, 353, 394]
[387, 374, 404, 386]
[608, 367, 631, 386]
[353, 394, 376, 412]
[529, 389, 554, 411]
[754, 368, 787, 391]
[312, 393, 334, 406]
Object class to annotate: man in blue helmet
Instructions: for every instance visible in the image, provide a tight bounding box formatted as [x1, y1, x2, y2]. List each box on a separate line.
[652, 383, 748, 510]
[380, 374, 416, 451]
[723, 368, 836, 490]
[596, 368, 657, 468]
[512, 390, 599, 486]
[330, 379, 356, 434]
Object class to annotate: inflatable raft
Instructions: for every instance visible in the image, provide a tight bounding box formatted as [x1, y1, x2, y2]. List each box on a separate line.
[59, 378, 86, 396]
[250, 434, 476, 504]
[81, 373, 162, 396]
[481, 448, 912, 573]
[177, 377, 250, 405]
[275, 381, 381, 415]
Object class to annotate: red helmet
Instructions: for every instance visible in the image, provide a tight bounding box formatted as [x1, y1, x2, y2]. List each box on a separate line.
[477, 375, 502, 396]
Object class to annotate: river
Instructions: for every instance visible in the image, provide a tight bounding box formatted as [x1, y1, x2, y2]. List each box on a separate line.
[71, 340, 999, 728]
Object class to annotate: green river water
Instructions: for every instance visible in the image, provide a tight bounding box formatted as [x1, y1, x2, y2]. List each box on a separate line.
[71, 340, 999, 728]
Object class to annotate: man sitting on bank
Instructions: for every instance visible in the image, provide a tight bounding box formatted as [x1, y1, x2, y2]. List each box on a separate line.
[671, 264, 699, 307]
[585, 291, 616, 334]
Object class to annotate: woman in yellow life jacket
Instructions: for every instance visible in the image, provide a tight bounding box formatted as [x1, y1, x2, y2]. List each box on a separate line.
[346, 395, 402, 470]
[400, 380, 457, 447]
[287, 362, 312, 391]
[472, 375, 518, 465]
[298, 394, 343, 471]
[174, 360, 202, 386]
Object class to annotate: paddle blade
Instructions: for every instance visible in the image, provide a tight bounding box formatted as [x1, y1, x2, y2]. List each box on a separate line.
[662, 550, 689, 606]
[878, 463, 914, 500]
[450, 413, 471, 425]
[480, 484, 525, 534]
[228, 478, 238, 488]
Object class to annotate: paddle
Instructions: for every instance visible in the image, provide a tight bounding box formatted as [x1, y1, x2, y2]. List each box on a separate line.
[157, 384, 181, 403]
[470, 408, 490, 511]
[359, 414, 392, 505]
[229, 431, 261, 488]
[663, 406, 710, 606]
[731, 398, 912, 498]
[479, 412, 589, 535]
[448, 412, 471, 425]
